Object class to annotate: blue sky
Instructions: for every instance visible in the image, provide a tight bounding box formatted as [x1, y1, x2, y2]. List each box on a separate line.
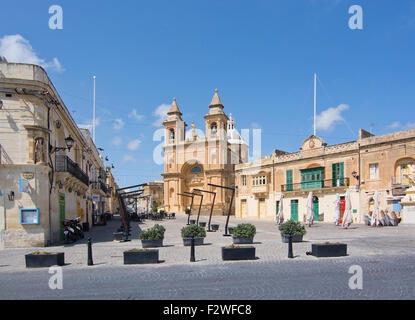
[1, 0, 415, 187]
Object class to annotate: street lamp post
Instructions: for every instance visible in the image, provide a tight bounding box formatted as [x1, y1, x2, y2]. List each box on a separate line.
[184, 192, 203, 225]
[178, 193, 194, 225]
[208, 183, 235, 237]
[193, 188, 216, 232]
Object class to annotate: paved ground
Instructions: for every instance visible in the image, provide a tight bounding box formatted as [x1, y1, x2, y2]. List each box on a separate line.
[0, 215, 414, 299]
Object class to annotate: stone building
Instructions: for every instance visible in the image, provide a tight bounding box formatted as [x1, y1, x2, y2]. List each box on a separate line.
[0, 62, 111, 247]
[105, 166, 120, 215]
[162, 90, 248, 215]
[235, 128, 415, 224]
[137, 181, 164, 213]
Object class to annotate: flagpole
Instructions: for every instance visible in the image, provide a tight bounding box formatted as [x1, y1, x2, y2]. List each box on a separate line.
[314, 73, 317, 136]
[93, 75, 96, 142]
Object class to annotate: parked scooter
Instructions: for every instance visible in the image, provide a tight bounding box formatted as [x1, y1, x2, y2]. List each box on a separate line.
[63, 221, 78, 244]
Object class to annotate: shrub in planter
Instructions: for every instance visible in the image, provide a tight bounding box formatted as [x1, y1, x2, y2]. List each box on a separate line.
[123, 248, 159, 264]
[138, 224, 165, 248]
[278, 220, 306, 243]
[25, 251, 65, 268]
[181, 224, 206, 246]
[232, 223, 256, 244]
[222, 244, 256, 261]
[211, 224, 219, 231]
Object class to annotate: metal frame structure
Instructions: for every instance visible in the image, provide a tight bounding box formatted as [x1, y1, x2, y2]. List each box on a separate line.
[208, 183, 235, 236]
[178, 193, 194, 225]
[193, 188, 216, 232]
[184, 191, 203, 225]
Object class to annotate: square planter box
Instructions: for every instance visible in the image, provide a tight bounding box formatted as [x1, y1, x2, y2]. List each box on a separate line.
[211, 224, 219, 231]
[311, 243, 347, 257]
[141, 239, 163, 248]
[182, 237, 205, 246]
[25, 252, 65, 268]
[232, 236, 254, 244]
[123, 249, 159, 264]
[281, 234, 303, 243]
[222, 247, 256, 261]
[199, 222, 207, 227]
[189, 220, 196, 225]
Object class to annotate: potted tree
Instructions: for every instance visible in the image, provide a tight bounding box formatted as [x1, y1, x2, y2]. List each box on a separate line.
[25, 251, 65, 268]
[232, 223, 256, 244]
[138, 224, 165, 248]
[123, 248, 159, 264]
[222, 243, 256, 261]
[181, 224, 206, 246]
[279, 220, 306, 243]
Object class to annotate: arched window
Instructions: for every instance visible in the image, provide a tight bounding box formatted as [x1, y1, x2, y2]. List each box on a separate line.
[169, 129, 175, 143]
[210, 123, 217, 137]
[192, 166, 202, 173]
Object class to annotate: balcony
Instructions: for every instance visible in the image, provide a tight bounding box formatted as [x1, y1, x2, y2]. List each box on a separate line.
[91, 181, 109, 194]
[391, 176, 409, 196]
[252, 185, 269, 194]
[281, 178, 350, 192]
[55, 155, 89, 186]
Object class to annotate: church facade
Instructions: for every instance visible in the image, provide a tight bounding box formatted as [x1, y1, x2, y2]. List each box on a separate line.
[162, 89, 248, 215]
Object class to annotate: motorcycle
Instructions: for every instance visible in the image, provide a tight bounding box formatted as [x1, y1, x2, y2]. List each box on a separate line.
[63, 221, 77, 244]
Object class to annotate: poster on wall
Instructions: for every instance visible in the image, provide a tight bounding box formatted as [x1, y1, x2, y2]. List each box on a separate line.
[19, 208, 39, 224]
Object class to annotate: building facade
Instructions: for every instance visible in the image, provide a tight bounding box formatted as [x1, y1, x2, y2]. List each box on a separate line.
[0, 62, 111, 247]
[235, 128, 415, 224]
[162, 90, 248, 215]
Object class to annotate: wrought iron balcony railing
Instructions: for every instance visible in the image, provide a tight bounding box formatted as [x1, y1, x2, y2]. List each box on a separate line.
[91, 181, 109, 194]
[55, 155, 89, 186]
[281, 177, 350, 192]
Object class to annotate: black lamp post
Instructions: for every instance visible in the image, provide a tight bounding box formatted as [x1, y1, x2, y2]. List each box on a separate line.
[194, 188, 216, 232]
[178, 193, 194, 225]
[208, 183, 235, 236]
[184, 191, 203, 225]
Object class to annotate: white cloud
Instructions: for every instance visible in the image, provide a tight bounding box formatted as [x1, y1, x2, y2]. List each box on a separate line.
[78, 117, 100, 131]
[152, 103, 170, 127]
[387, 121, 415, 131]
[387, 121, 401, 129]
[129, 109, 144, 121]
[113, 118, 124, 130]
[122, 154, 136, 162]
[316, 104, 349, 131]
[0, 34, 64, 72]
[111, 136, 122, 147]
[127, 139, 141, 151]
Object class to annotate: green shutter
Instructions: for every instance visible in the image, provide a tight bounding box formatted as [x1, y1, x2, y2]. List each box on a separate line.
[340, 162, 344, 186]
[332, 162, 345, 187]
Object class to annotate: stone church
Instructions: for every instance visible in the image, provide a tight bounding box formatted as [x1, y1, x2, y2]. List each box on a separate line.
[162, 89, 248, 215]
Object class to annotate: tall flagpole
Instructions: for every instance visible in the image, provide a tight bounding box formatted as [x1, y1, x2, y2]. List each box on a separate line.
[313, 73, 317, 136]
[93, 75, 96, 142]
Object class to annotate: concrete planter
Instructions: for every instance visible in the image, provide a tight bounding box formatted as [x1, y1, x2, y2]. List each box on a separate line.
[25, 252, 65, 268]
[141, 239, 163, 248]
[222, 247, 256, 261]
[189, 220, 196, 224]
[311, 243, 347, 257]
[281, 234, 304, 243]
[232, 236, 254, 244]
[124, 249, 159, 264]
[199, 222, 207, 227]
[182, 237, 205, 246]
[211, 224, 219, 231]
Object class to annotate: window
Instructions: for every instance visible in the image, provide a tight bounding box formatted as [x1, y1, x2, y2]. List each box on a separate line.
[253, 175, 267, 186]
[286, 170, 293, 191]
[332, 162, 344, 187]
[210, 123, 217, 137]
[191, 166, 202, 173]
[241, 175, 247, 186]
[370, 163, 379, 180]
[169, 129, 175, 143]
